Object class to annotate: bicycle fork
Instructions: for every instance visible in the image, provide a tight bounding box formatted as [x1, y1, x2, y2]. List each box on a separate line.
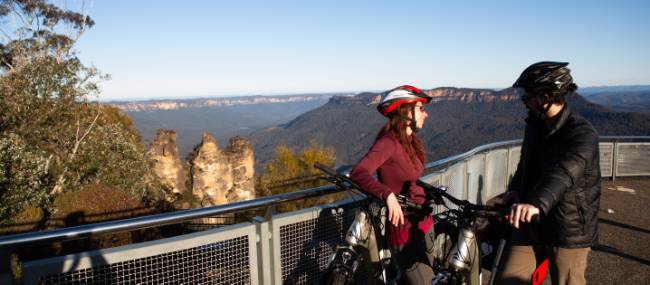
[328, 206, 399, 284]
[487, 236, 508, 285]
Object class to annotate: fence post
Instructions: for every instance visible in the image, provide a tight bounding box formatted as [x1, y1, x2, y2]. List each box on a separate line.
[254, 216, 274, 285]
[612, 140, 618, 181]
[464, 162, 469, 200]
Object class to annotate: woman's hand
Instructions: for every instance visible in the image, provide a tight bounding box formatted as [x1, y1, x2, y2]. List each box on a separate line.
[386, 193, 404, 226]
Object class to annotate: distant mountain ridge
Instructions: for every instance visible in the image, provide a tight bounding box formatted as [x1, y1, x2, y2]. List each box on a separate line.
[330, 87, 517, 106]
[580, 85, 650, 94]
[579, 85, 650, 114]
[110, 93, 341, 112]
[248, 87, 650, 167]
[114, 94, 341, 157]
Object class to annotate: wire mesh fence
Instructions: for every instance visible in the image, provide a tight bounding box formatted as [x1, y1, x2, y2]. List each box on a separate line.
[5, 139, 648, 285]
[33, 236, 251, 285]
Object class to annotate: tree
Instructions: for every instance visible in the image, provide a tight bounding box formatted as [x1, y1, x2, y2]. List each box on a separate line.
[0, 133, 50, 219]
[257, 140, 337, 211]
[0, 1, 162, 222]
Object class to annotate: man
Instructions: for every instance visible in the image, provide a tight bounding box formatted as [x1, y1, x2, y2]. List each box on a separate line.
[497, 62, 601, 285]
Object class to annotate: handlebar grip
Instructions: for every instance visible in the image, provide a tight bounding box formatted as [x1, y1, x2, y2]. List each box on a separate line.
[415, 179, 438, 191]
[504, 213, 542, 223]
[531, 213, 541, 223]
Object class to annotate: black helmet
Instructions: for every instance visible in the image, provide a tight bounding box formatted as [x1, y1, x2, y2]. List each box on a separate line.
[513, 61, 574, 93]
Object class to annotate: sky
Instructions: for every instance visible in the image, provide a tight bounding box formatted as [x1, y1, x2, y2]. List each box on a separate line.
[67, 0, 650, 101]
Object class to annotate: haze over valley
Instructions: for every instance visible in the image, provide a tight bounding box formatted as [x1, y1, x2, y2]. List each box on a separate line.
[111, 94, 338, 156]
[112, 85, 650, 168]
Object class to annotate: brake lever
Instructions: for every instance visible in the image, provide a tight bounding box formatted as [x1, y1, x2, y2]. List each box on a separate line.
[397, 195, 421, 211]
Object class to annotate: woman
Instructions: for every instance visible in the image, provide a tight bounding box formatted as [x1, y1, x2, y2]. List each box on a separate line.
[350, 85, 435, 284]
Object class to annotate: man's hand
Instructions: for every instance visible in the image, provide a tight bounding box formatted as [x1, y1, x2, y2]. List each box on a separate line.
[386, 193, 404, 226]
[509, 203, 540, 229]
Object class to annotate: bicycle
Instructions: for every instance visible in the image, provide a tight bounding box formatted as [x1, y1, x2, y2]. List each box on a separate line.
[415, 179, 545, 285]
[315, 163, 544, 285]
[315, 162, 427, 285]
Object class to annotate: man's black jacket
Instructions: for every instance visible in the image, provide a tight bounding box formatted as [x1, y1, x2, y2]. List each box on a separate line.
[509, 105, 601, 248]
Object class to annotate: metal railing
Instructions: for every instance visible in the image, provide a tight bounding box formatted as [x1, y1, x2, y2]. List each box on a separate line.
[425, 139, 522, 170]
[1, 136, 648, 284]
[0, 185, 343, 249]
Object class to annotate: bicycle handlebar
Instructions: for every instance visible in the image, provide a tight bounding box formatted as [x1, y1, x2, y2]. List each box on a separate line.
[313, 163, 540, 222]
[314, 162, 362, 191]
[416, 179, 511, 219]
[314, 163, 428, 213]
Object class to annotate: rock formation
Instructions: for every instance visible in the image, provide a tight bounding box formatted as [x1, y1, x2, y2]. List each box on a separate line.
[425, 87, 520, 103]
[151, 130, 186, 197]
[223, 136, 255, 202]
[328, 88, 520, 106]
[188, 133, 255, 206]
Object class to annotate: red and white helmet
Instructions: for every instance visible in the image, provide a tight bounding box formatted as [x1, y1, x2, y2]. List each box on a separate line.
[377, 85, 431, 116]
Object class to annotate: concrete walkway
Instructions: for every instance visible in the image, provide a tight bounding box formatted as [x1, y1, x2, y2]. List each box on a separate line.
[587, 178, 650, 284]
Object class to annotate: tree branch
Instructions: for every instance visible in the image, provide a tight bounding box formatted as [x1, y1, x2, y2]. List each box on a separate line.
[9, 3, 30, 29]
[50, 111, 100, 195]
[76, 113, 81, 143]
[0, 57, 14, 70]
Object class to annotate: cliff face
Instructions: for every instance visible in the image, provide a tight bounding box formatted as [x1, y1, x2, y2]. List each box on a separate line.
[188, 133, 254, 206]
[224, 136, 255, 202]
[426, 87, 520, 102]
[151, 130, 186, 196]
[327, 87, 519, 107]
[110, 95, 333, 112]
[250, 87, 650, 166]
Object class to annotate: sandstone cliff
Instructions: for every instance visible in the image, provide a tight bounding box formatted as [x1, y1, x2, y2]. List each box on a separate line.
[188, 133, 255, 206]
[224, 136, 255, 202]
[151, 130, 186, 197]
[110, 94, 334, 112]
[327, 88, 519, 107]
[425, 87, 520, 103]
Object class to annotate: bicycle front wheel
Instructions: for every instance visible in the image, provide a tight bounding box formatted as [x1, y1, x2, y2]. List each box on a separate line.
[320, 267, 352, 285]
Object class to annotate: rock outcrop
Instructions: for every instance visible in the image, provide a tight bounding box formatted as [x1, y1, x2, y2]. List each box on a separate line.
[188, 133, 254, 206]
[328, 88, 520, 107]
[151, 130, 186, 197]
[425, 87, 520, 103]
[224, 136, 255, 202]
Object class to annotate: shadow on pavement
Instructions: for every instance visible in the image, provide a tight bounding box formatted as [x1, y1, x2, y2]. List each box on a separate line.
[598, 218, 650, 235]
[592, 244, 650, 266]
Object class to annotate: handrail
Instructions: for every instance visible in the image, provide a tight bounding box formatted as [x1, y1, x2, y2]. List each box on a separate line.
[425, 139, 522, 170]
[0, 185, 341, 249]
[599, 136, 650, 141]
[1, 136, 648, 250]
[424, 136, 650, 170]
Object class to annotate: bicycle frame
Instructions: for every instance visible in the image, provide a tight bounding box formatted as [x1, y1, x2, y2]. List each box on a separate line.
[419, 180, 547, 285]
[415, 180, 508, 285]
[315, 163, 401, 285]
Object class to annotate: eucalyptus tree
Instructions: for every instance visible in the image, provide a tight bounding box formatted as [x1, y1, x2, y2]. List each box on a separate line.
[0, 0, 162, 222]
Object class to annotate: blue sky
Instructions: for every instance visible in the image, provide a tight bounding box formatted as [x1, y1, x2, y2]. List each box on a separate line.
[72, 1, 650, 100]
